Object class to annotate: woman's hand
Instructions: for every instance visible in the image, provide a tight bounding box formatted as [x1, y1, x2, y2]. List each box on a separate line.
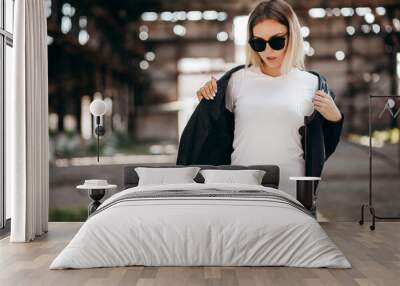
[196, 76, 217, 101]
[312, 90, 343, 122]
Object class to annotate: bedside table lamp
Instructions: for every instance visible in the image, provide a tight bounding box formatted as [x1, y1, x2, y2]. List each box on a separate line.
[90, 99, 106, 162]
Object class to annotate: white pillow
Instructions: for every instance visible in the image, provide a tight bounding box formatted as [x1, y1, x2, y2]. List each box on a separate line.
[135, 167, 201, 186]
[200, 169, 266, 185]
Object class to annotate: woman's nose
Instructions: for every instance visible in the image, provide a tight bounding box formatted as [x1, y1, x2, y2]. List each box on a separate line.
[263, 49, 275, 57]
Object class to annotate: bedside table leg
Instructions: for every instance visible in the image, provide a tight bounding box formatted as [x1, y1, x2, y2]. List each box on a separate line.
[88, 189, 105, 216]
[296, 181, 318, 217]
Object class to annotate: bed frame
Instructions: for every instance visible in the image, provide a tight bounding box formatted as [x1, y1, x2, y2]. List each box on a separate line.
[123, 164, 280, 190]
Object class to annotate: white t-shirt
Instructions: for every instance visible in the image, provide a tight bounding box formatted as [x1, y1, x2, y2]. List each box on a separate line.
[225, 65, 319, 197]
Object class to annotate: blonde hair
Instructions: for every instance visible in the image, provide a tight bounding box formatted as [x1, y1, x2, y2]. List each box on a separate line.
[245, 0, 305, 74]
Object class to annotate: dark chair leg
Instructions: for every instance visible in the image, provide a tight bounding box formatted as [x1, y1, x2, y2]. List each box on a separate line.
[359, 204, 364, 225]
[370, 207, 376, 231]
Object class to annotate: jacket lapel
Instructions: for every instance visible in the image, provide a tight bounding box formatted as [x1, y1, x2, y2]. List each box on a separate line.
[203, 64, 247, 122]
[304, 70, 330, 124]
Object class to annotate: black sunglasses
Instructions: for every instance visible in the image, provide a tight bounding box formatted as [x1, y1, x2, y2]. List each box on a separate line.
[248, 34, 288, 52]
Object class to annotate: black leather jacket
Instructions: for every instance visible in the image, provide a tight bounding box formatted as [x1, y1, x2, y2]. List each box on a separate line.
[176, 64, 344, 184]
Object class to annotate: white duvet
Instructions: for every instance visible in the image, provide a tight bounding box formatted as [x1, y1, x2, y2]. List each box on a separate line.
[50, 183, 351, 269]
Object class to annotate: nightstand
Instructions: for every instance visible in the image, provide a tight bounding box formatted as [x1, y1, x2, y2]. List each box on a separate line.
[289, 176, 321, 217]
[77, 180, 117, 216]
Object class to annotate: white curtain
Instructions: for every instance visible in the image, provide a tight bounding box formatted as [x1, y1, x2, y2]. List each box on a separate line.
[7, 0, 49, 242]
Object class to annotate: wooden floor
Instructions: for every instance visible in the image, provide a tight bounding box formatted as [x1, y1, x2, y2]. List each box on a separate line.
[0, 222, 399, 286]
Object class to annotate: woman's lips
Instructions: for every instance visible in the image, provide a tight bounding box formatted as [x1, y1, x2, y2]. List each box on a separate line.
[267, 57, 277, 60]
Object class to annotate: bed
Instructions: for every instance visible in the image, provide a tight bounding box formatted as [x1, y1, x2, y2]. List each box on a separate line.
[49, 164, 351, 269]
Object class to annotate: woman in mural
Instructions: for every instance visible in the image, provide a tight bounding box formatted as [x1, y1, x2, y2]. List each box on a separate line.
[177, 0, 344, 197]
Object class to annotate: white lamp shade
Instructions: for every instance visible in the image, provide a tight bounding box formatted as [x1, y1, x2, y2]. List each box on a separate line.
[89, 99, 106, 116]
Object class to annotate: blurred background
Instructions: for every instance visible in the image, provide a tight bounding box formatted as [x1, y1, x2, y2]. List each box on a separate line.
[6, 0, 400, 222]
